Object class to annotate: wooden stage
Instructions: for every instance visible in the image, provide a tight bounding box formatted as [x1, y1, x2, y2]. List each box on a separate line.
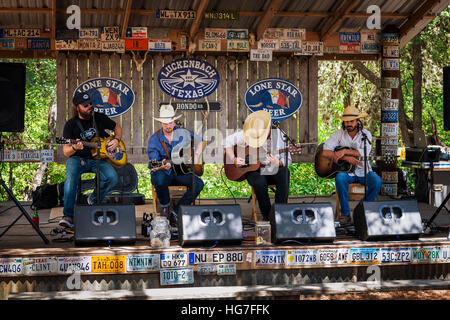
[1, 194, 450, 300]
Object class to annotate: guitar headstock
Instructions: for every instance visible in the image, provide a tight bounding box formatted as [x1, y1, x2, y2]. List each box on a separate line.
[288, 143, 302, 155]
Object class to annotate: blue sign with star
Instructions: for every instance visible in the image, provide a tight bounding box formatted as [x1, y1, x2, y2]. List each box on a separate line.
[157, 58, 220, 100]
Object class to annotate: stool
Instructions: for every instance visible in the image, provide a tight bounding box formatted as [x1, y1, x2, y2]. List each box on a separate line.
[251, 185, 277, 222]
[151, 185, 187, 216]
[335, 183, 365, 220]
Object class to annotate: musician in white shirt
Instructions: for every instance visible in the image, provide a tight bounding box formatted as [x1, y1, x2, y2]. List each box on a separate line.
[322, 106, 382, 224]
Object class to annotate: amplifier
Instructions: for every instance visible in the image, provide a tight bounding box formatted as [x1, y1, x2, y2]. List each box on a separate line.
[405, 147, 441, 162]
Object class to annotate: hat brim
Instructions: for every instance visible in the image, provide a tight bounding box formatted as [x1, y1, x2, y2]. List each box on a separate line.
[340, 112, 368, 121]
[244, 129, 271, 148]
[155, 114, 183, 124]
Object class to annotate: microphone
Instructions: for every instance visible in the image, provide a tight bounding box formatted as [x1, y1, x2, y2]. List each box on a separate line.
[271, 121, 280, 128]
[175, 119, 183, 127]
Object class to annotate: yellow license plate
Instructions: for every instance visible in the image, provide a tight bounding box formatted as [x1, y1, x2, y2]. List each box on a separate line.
[91, 255, 126, 273]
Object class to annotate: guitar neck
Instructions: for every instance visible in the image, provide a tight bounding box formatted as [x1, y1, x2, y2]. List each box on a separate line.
[64, 139, 98, 148]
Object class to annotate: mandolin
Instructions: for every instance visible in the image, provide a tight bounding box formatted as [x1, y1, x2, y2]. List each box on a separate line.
[56, 136, 127, 168]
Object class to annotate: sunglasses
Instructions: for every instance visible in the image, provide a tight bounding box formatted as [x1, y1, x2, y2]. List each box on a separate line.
[80, 101, 92, 107]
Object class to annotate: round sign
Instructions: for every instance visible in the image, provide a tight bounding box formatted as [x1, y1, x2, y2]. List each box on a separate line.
[158, 58, 220, 100]
[245, 78, 302, 121]
[73, 78, 135, 117]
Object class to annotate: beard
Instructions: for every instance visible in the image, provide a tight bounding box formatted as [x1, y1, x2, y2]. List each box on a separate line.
[78, 107, 93, 119]
[345, 124, 357, 132]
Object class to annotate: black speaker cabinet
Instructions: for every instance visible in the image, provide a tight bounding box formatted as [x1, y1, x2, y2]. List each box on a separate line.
[74, 204, 136, 245]
[0, 62, 25, 132]
[178, 205, 243, 246]
[353, 200, 423, 241]
[270, 203, 336, 243]
[444, 66, 450, 131]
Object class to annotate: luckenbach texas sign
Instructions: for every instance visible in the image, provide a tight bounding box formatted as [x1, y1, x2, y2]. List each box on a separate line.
[74, 78, 135, 117]
[245, 78, 302, 121]
[158, 58, 220, 100]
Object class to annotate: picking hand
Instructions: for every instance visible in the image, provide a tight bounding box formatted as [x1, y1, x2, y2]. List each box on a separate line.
[234, 156, 246, 167]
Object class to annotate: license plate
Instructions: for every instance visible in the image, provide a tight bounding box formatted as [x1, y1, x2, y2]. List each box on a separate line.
[350, 248, 380, 264]
[160, 252, 188, 268]
[160, 268, 194, 285]
[440, 246, 450, 262]
[127, 254, 160, 272]
[91, 255, 126, 273]
[285, 250, 318, 266]
[381, 248, 411, 264]
[0, 258, 22, 276]
[411, 247, 441, 263]
[254, 250, 285, 266]
[23, 257, 58, 275]
[189, 251, 244, 264]
[58, 256, 91, 273]
[317, 249, 350, 265]
[217, 264, 236, 275]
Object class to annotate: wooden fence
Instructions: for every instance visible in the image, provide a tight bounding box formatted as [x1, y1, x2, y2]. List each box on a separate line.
[56, 52, 318, 164]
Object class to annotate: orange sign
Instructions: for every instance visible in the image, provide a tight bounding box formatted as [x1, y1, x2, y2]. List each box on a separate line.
[125, 39, 148, 51]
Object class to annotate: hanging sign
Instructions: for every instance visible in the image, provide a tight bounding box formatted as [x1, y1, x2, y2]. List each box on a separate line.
[26, 38, 51, 50]
[156, 9, 196, 19]
[204, 10, 239, 20]
[339, 32, 361, 53]
[300, 41, 324, 55]
[198, 39, 221, 51]
[204, 28, 227, 40]
[0, 38, 14, 50]
[250, 49, 272, 62]
[158, 58, 220, 100]
[360, 30, 380, 54]
[227, 29, 248, 40]
[78, 39, 102, 51]
[79, 28, 100, 39]
[258, 39, 279, 51]
[74, 78, 135, 117]
[101, 27, 120, 42]
[383, 45, 400, 58]
[279, 39, 302, 51]
[245, 78, 303, 121]
[227, 39, 249, 52]
[125, 38, 148, 51]
[148, 39, 171, 51]
[125, 27, 147, 39]
[2, 28, 40, 38]
[382, 58, 400, 70]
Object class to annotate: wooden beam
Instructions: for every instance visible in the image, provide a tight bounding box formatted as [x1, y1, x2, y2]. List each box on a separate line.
[320, 0, 359, 41]
[189, 0, 209, 39]
[400, 0, 440, 38]
[256, 0, 284, 41]
[51, 0, 56, 50]
[121, 0, 133, 39]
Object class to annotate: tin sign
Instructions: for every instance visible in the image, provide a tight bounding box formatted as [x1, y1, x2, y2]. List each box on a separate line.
[382, 59, 400, 70]
[0, 258, 22, 276]
[199, 39, 221, 51]
[382, 171, 399, 183]
[0, 38, 14, 50]
[302, 41, 324, 55]
[381, 123, 399, 136]
[160, 252, 188, 268]
[189, 251, 244, 264]
[263, 28, 284, 39]
[156, 9, 196, 19]
[74, 77, 135, 117]
[23, 257, 58, 275]
[339, 32, 361, 53]
[439, 246, 450, 262]
[27, 38, 51, 50]
[78, 39, 102, 51]
[279, 39, 301, 51]
[125, 27, 147, 39]
[125, 38, 148, 51]
[254, 250, 285, 266]
[349, 248, 380, 264]
[197, 264, 217, 275]
[412, 247, 441, 263]
[285, 28, 306, 40]
[204, 28, 227, 40]
[258, 39, 279, 51]
[250, 49, 272, 62]
[382, 99, 399, 111]
[226, 29, 248, 40]
[160, 268, 194, 285]
[317, 249, 350, 265]
[382, 89, 393, 99]
[381, 110, 399, 123]
[204, 10, 239, 20]
[381, 248, 411, 264]
[162, 101, 222, 112]
[381, 77, 399, 88]
[58, 256, 91, 273]
[55, 39, 78, 50]
[127, 254, 160, 272]
[285, 249, 318, 266]
[158, 58, 220, 100]
[227, 40, 249, 52]
[245, 78, 303, 121]
[382, 33, 399, 44]
[361, 30, 380, 53]
[3, 28, 40, 38]
[79, 28, 100, 39]
[91, 255, 126, 273]
[217, 264, 236, 275]
[382, 183, 398, 196]
[148, 39, 171, 51]
[102, 40, 125, 53]
[383, 45, 400, 57]
[101, 27, 120, 42]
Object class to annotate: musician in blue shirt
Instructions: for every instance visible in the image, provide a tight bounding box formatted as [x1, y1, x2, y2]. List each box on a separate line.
[147, 105, 205, 226]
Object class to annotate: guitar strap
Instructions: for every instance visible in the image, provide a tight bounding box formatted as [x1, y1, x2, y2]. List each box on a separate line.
[157, 129, 171, 160]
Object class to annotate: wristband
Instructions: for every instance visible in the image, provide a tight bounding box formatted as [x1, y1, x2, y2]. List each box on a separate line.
[72, 145, 77, 152]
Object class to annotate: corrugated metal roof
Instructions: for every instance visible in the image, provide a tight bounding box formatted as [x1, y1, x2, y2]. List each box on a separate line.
[0, 0, 448, 38]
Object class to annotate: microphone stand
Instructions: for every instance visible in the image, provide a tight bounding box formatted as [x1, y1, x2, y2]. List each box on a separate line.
[360, 129, 371, 200]
[272, 121, 295, 197]
[92, 111, 101, 205]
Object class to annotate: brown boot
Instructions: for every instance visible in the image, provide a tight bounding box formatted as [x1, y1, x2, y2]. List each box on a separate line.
[338, 215, 352, 225]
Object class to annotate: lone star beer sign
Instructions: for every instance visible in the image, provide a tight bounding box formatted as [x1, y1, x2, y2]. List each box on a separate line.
[73, 78, 135, 117]
[158, 58, 220, 100]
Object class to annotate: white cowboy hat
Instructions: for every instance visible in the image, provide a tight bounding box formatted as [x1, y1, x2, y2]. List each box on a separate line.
[243, 110, 272, 148]
[339, 106, 368, 121]
[154, 104, 182, 124]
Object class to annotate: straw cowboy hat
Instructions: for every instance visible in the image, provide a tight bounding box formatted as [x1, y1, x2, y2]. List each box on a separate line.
[154, 104, 182, 124]
[243, 110, 272, 148]
[339, 106, 368, 121]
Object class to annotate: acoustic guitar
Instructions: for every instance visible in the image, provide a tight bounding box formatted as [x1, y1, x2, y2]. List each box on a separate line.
[148, 160, 204, 176]
[224, 144, 302, 182]
[56, 136, 127, 168]
[314, 143, 397, 179]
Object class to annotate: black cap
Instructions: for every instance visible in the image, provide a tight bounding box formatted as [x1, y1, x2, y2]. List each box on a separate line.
[73, 92, 92, 106]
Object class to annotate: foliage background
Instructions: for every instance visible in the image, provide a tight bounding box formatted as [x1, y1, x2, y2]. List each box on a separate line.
[0, 7, 449, 201]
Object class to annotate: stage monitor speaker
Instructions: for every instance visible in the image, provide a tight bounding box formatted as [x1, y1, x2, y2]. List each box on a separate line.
[178, 205, 243, 246]
[353, 200, 423, 241]
[444, 66, 450, 131]
[74, 204, 136, 245]
[0, 62, 25, 132]
[270, 202, 336, 243]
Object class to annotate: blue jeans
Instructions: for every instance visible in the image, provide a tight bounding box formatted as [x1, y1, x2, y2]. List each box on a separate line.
[151, 170, 204, 213]
[335, 171, 382, 216]
[63, 157, 118, 220]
